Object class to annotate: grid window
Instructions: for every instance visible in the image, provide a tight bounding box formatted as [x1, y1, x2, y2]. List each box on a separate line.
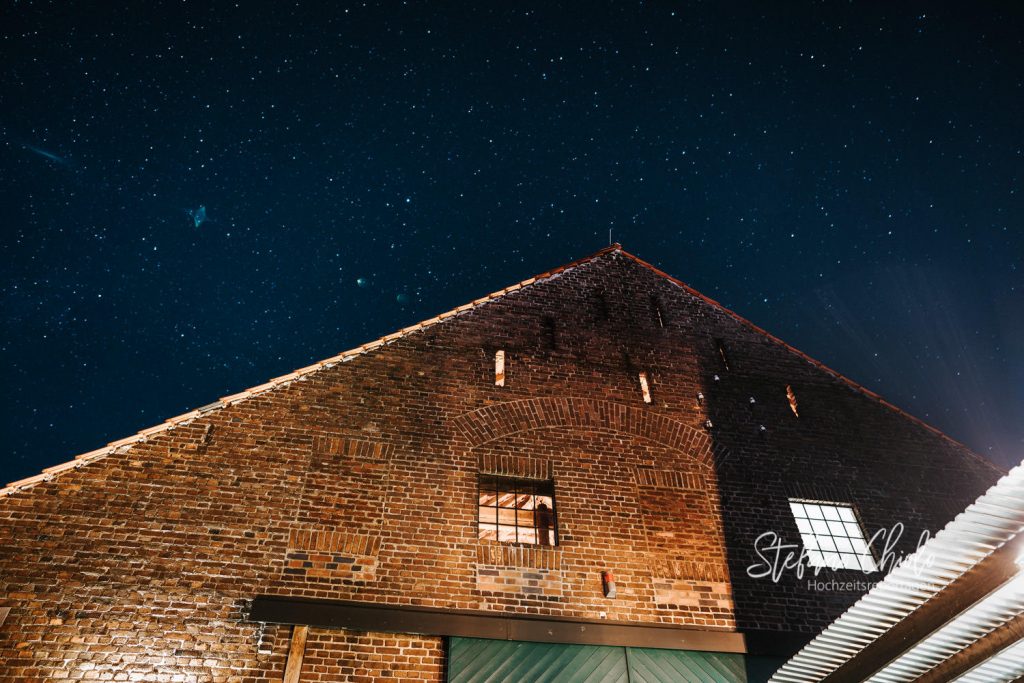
[478, 475, 557, 546]
[789, 500, 876, 572]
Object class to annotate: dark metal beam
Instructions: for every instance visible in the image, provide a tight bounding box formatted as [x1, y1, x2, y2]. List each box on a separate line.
[247, 595, 749, 654]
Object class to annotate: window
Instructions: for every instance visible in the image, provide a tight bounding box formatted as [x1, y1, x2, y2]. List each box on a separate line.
[494, 350, 506, 386]
[651, 295, 666, 327]
[789, 500, 876, 571]
[786, 385, 799, 417]
[638, 372, 652, 403]
[541, 316, 558, 350]
[594, 292, 610, 320]
[478, 475, 557, 546]
[714, 339, 731, 371]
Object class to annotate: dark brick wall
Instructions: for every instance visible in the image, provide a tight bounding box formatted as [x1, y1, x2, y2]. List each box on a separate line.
[0, 249, 1002, 680]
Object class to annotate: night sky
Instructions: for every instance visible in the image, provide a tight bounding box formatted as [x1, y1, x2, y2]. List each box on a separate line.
[2, 2, 1021, 483]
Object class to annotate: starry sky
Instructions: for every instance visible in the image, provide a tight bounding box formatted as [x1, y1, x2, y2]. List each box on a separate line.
[2, 2, 1021, 483]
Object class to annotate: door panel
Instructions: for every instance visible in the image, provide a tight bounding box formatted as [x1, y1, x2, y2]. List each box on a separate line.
[448, 637, 746, 682]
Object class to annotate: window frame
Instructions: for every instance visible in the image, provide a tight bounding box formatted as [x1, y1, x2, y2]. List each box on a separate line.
[788, 498, 877, 572]
[477, 474, 559, 547]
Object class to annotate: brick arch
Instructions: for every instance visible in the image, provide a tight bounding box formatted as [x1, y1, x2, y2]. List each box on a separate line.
[452, 397, 725, 469]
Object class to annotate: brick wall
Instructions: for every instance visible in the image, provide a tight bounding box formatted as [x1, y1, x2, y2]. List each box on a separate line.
[0, 249, 1002, 680]
[300, 629, 443, 682]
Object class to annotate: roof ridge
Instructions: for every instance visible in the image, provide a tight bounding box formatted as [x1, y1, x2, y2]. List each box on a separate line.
[2, 244, 622, 496]
[613, 247, 1003, 475]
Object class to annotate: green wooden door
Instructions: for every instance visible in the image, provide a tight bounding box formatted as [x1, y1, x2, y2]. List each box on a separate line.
[448, 638, 747, 682]
[449, 638, 629, 683]
[626, 647, 747, 682]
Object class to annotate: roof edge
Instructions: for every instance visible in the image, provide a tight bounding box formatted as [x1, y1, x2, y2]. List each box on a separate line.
[614, 247, 1004, 476]
[3, 242, 1001, 496]
[2, 244, 622, 496]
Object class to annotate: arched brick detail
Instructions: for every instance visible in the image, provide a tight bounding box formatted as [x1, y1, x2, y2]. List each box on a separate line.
[452, 397, 723, 468]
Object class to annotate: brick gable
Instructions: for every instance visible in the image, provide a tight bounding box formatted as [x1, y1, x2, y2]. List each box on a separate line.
[0, 246, 1002, 681]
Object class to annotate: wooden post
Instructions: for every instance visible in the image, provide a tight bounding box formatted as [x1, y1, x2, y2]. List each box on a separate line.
[282, 624, 308, 683]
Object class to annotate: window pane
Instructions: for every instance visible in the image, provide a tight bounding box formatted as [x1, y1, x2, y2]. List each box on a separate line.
[497, 525, 518, 543]
[478, 506, 497, 525]
[817, 536, 837, 552]
[827, 520, 847, 537]
[478, 524, 498, 541]
[811, 519, 831, 535]
[479, 491, 498, 506]
[844, 522, 863, 538]
[496, 492, 518, 508]
[498, 508, 517, 525]
[805, 505, 824, 519]
[795, 518, 813, 535]
[838, 507, 858, 523]
[517, 527, 537, 544]
[822, 506, 841, 521]
[858, 555, 877, 572]
[834, 536, 854, 553]
[516, 510, 535, 527]
[515, 493, 533, 509]
[841, 554, 861, 570]
[789, 502, 806, 518]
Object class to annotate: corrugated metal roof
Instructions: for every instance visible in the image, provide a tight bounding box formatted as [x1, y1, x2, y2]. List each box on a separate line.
[770, 462, 1024, 683]
[863, 574, 1023, 682]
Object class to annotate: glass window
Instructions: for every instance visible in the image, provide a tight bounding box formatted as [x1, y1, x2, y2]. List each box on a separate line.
[789, 500, 876, 572]
[478, 475, 557, 546]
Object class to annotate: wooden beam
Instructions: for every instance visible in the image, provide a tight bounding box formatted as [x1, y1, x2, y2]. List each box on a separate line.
[249, 595, 750, 654]
[282, 624, 308, 683]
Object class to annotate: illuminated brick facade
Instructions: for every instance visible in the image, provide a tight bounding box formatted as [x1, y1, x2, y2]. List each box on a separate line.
[0, 246, 1002, 681]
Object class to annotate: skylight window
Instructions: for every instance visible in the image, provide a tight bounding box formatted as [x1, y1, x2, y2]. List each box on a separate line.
[789, 500, 876, 572]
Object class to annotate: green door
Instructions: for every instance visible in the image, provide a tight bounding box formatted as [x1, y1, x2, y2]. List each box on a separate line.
[448, 638, 629, 683]
[626, 647, 747, 682]
[448, 638, 747, 683]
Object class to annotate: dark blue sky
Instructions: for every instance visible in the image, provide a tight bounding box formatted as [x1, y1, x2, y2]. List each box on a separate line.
[2, 2, 1021, 482]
